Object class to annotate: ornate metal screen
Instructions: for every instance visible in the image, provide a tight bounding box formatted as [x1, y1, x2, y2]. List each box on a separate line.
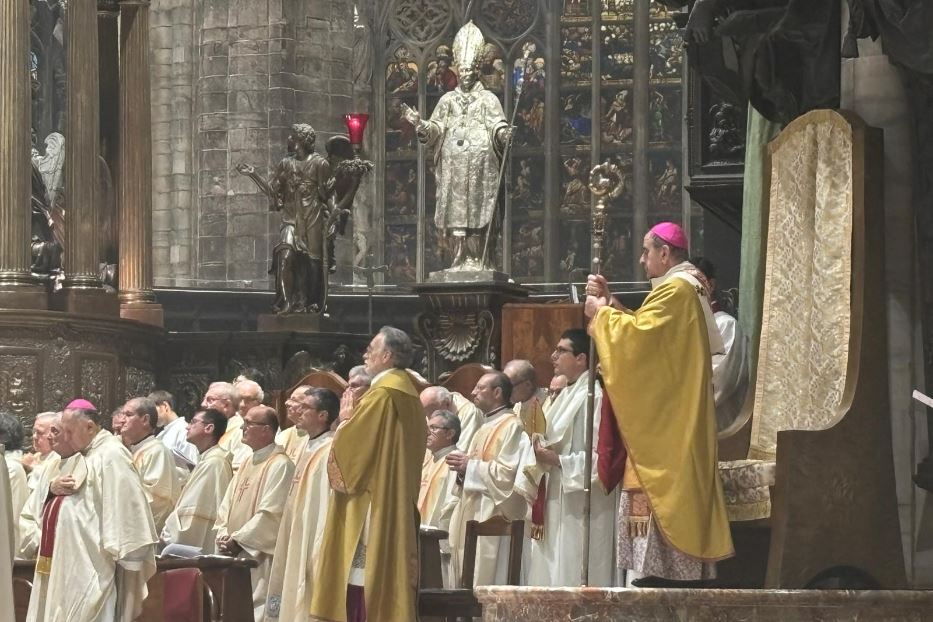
[371, 0, 691, 286]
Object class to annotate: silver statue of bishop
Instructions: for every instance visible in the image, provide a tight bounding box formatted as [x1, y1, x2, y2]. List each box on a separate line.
[402, 21, 511, 273]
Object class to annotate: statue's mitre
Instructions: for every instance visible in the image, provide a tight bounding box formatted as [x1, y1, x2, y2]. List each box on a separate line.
[453, 20, 485, 70]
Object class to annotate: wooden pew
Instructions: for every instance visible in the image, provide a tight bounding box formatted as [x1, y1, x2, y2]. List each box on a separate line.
[12, 556, 257, 622]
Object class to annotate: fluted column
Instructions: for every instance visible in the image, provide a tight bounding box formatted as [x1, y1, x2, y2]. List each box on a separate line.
[118, 0, 162, 326]
[0, 0, 46, 309]
[56, 0, 118, 315]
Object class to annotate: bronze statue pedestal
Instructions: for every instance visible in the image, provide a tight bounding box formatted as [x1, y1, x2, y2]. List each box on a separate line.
[426, 268, 511, 284]
[257, 313, 321, 333]
[121, 302, 164, 328]
[412, 280, 528, 382]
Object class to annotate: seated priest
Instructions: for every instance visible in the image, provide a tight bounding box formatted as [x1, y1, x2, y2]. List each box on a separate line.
[150, 389, 199, 471]
[161, 408, 233, 554]
[310, 327, 426, 622]
[120, 397, 183, 533]
[446, 372, 528, 586]
[26, 399, 157, 622]
[18, 414, 64, 559]
[420, 384, 483, 451]
[503, 359, 547, 438]
[265, 387, 340, 622]
[277, 384, 312, 463]
[691, 256, 750, 432]
[418, 409, 461, 588]
[516, 329, 619, 587]
[215, 405, 294, 622]
[21, 412, 59, 492]
[0, 412, 28, 549]
[586, 222, 733, 586]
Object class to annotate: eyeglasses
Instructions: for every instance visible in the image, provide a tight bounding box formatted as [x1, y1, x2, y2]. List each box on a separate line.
[243, 420, 271, 429]
[189, 418, 207, 426]
[553, 346, 574, 355]
[428, 425, 451, 432]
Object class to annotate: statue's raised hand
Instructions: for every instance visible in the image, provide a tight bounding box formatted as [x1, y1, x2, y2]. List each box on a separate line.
[235, 163, 254, 176]
[400, 102, 421, 127]
[685, 0, 718, 44]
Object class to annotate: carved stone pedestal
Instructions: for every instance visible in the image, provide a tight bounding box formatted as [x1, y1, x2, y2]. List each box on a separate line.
[256, 313, 321, 333]
[412, 281, 528, 381]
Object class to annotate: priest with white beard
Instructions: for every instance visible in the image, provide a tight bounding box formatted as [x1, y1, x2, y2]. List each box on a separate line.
[420, 385, 483, 451]
[418, 409, 461, 587]
[26, 399, 157, 622]
[446, 372, 528, 586]
[264, 387, 339, 621]
[516, 329, 618, 586]
[161, 408, 233, 553]
[121, 397, 183, 533]
[215, 405, 294, 621]
[22, 412, 59, 493]
[18, 415, 64, 560]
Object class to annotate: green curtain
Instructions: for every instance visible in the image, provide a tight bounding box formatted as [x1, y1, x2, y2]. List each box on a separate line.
[738, 104, 781, 376]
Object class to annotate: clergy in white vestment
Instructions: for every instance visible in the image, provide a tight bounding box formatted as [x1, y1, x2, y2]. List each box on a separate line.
[264, 387, 339, 621]
[421, 385, 484, 452]
[18, 415, 64, 559]
[276, 385, 311, 463]
[418, 409, 461, 588]
[447, 372, 528, 586]
[150, 389, 199, 470]
[215, 405, 294, 621]
[203, 381, 250, 471]
[0, 412, 28, 550]
[1, 448, 16, 622]
[161, 408, 233, 553]
[26, 399, 157, 622]
[121, 397, 183, 533]
[515, 329, 619, 587]
[691, 257, 750, 431]
[22, 412, 59, 493]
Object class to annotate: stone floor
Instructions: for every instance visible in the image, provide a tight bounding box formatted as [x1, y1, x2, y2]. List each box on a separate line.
[474, 586, 933, 621]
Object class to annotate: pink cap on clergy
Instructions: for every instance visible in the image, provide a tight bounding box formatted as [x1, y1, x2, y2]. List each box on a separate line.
[66, 398, 97, 411]
[648, 221, 688, 251]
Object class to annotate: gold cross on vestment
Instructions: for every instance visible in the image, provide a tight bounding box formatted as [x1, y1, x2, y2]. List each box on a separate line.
[235, 478, 251, 503]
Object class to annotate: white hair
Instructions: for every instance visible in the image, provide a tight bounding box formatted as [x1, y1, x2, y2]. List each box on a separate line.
[234, 379, 263, 402]
[208, 381, 241, 408]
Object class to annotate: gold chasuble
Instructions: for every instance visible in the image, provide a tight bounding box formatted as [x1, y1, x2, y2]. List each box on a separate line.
[310, 369, 426, 622]
[590, 278, 732, 562]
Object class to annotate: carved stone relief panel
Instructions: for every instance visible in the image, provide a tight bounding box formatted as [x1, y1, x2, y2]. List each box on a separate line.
[0, 350, 41, 432]
[79, 356, 116, 413]
[124, 366, 156, 402]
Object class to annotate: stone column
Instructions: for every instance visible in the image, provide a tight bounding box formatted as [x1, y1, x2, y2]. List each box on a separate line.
[55, 0, 118, 315]
[0, 0, 47, 309]
[118, 0, 162, 326]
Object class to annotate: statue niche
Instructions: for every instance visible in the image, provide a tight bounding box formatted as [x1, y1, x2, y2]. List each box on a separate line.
[237, 124, 372, 316]
[30, 132, 64, 279]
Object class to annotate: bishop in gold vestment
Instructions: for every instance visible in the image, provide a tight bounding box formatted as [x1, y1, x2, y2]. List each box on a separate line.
[311, 327, 426, 622]
[587, 223, 732, 582]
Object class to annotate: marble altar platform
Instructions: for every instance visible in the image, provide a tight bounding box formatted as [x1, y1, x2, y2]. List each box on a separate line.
[474, 587, 933, 621]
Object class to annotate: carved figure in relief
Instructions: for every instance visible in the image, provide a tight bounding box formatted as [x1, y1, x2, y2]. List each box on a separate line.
[401, 21, 512, 272]
[236, 124, 370, 315]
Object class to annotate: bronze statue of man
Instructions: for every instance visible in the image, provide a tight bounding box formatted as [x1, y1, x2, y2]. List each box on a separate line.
[402, 21, 512, 271]
[237, 124, 332, 314]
